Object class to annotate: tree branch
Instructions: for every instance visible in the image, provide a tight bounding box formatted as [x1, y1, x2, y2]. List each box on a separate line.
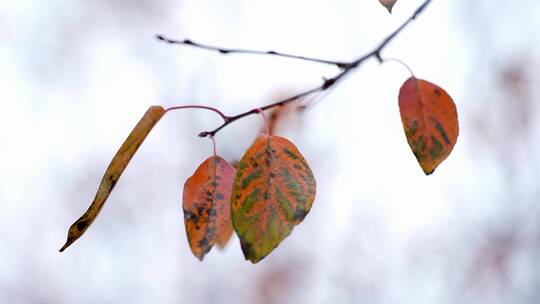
[161, 0, 433, 138]
[155, 35, 349, 68]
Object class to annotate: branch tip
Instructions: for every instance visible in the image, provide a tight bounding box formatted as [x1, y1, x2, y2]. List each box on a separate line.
[375, 52, 383, 64]
[322, 78, 336, 90]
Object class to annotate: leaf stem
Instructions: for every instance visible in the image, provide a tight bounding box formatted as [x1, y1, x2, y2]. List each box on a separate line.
[166, 105, 229, 122]
[256, 108, 270, 135]
[382, 57, 416, 77]
[210, 135, 217, 156]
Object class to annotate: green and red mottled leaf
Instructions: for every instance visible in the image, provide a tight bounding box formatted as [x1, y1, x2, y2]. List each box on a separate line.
[231, 134, 316, 263]
[379, 0, 398, 13]
[60, 106, 166, 252]
[183, 156, 235, 260]
[398, 77, 459, 175]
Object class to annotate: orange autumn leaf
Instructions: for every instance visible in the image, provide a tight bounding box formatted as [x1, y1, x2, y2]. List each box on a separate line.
[60, 106, 166, 252]
[231, 134, 316, 263]
[398, 77, 459, 175]
[379, 0, 398, 13]
[183, 156, 235, 260]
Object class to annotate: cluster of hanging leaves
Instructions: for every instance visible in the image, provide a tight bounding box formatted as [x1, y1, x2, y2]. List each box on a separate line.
[182, 107, 316, 262]
[60, 106, 317, 263]
[183, 130, 316, 262]
[60, 0, 459, 263]
[59, 76, 458, 261]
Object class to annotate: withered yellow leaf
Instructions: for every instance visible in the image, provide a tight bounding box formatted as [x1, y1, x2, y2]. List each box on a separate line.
[60, 106, 165, 252]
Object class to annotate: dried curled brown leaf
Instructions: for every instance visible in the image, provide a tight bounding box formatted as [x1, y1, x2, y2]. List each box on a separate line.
[60, 106, 165, 252]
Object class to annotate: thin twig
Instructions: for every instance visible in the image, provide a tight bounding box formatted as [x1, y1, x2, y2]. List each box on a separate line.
[163, 0, 433, 138]
[165, 105, 229, 122]
[155, 35, 349, 69]
[197, 87, 323, 137]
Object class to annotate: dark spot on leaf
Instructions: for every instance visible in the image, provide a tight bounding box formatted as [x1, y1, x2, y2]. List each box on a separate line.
[283, 148, 300, 160]
[429, 135, 444, 160]
[412, 136, 426, 161]
[242, 170, 263, 189]
[198, 237, 209, 247]
[294, 209, 308, 221]
[405, 121, 418, 138]
[240, 239, 255, 261]
[76, 218, 90, 232]
[109, 179, 117, 190]
[184, 211, 199, 224]
[431, 118, 451, 144]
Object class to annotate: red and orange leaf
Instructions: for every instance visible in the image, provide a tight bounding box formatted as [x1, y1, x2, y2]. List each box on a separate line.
[183, 156, 235, 260]
[60, 106, 166, 252]
[398, 77, 459, 175]
[379, 0, 398, 13]
[231, 134, 316, 263]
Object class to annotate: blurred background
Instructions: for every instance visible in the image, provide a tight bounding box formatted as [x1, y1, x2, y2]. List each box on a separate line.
[1, 0, 540, 303]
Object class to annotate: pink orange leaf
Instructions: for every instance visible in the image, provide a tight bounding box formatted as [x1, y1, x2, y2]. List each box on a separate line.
[398, 77, 459, 175]
[183, 156, 235, 260]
